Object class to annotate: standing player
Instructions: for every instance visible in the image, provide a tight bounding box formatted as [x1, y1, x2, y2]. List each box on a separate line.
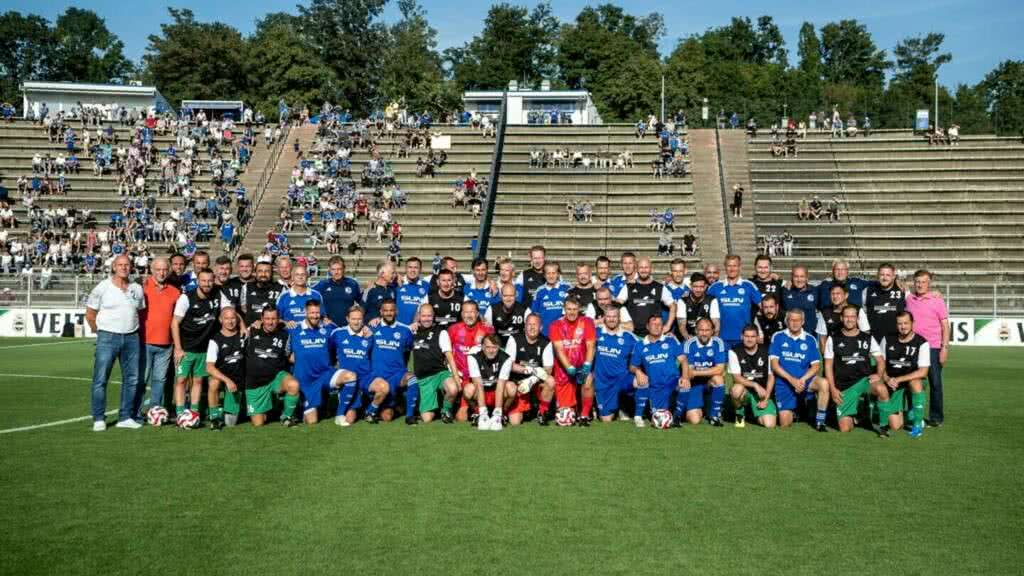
[703, 263, 720, 285]
[515, 245, 548, 304]
[607, 252, 638, 297]
[677, 273, 720, 341]
[548, 296, 597, 423]
[427, 269, 464, 328]
[708, 255, 762, 351]
[448, 300, 494, 423]
[750, 255, 785, 305]
[728, 324, 777, 428]
[875, 310, 930, 438]
[783, 265, 819, 335]
[314, 256, 362, 325]
[816, 259, 868, 309]
[616, 256, 676, 337]
[504, 315, 555, 426]
[495, 257, 525, 303]
[366, 299, 416, 423]
[824, 305, 884, 433]
[754, 294, 785, 344]
[593, 256, 613, 290]
[205, 306, 246, 429]
[530, 262, 570, 336]
[463, 258, 499, 319]
[363, 262, 397, 323]
[242, 259, 282, 325]
[862, 262, 904, 344]
[275, 265, 323, 328]
[288, 300, 337, 425]
[468, 334, 514, 431]
[585, 287, 635, 333]
[629, 314, 685, 428]
[815, 284, 870, 350]
[568, 262, 598, 310]
[244, 306, 301, 427]
[396, 257, 431, 325]
[592, 304, 638, 423]
[680, 318, 728, 426]
[171, 269, 222, 427]
[330, 305, 374, 427]
[663, 258, 690, 308]
[486, 283, 530, 347]
[411, 303, 462, 423]
[769, 309, 830, 431]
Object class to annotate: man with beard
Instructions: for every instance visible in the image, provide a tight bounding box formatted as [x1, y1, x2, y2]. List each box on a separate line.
[567, 262, 598, 310]
[862, 262, 905, 345]
[729, 324, 777, 428]
[616, 256, 676, 337]
[242, 259, 283, 325]
[427, 269, 464, 328]
[754, 294, 785, 345]
[171, 269, 226, 427]
[677, 273, 720, 341]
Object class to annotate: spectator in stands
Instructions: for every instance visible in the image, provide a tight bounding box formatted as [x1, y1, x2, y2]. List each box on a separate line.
[782, 230, 794, 256]
[731, 185, 743, 218]
[797, 198, 810, 220]
[809, 196, 824, 220]
[947, 124, 960, 146]
[657, 230, 674, 256]
[682, 231, 698, 256]
[827, 196, 841, 222]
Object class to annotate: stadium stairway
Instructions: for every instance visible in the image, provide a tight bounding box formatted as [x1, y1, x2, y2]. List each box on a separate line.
[486, 124, 703, 273]
[687, 129, 728, 261]
[717, 130, 757, 264]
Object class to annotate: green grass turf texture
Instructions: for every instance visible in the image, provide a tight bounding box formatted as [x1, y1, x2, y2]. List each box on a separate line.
[0, 337, 1021, 576]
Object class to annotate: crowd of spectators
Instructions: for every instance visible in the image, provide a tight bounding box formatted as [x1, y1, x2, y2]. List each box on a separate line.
[758, 231, 795, 257]
[925, 124, 960, 146]
[797, 195, 841, 222]
[566, 198, 594, 223]
[529, 148, 634, 171]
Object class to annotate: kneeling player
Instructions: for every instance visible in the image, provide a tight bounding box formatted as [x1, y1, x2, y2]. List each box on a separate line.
[593, 304, 638, 423]
[244, 306, 301, 427]
[680, 318, 727, 425]
[728, 324, 777, 428]
[412, 303, 462, 423]
[367, 299, 415, 423]
[629, 315, 686, 428]
[289, 300, 337, 425]
[824, 305, 883, 433]
[468, 334, 514, 430]
[504, 315, 555, 426]
[874, 311, 930, 438]
[205, 307, 246, 429]
[549, 297, 597, 423]
[330, 305, 373, 426]
[769, 309, 830, 431]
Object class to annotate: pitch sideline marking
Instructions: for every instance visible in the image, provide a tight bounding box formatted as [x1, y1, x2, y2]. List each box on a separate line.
[0, 339, 93, 350]
[0, 374, 120, 435]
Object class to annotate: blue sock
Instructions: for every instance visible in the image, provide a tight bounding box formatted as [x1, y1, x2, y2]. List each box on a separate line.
[673, 390, 688, 419]
[366, 402, 380, 417]
[710, 385, 725, 419]
[635, 388, 649, 418]
[816, 408, 827, 425]
[405, 378, 419, 417]
[337, 384, 357, 416]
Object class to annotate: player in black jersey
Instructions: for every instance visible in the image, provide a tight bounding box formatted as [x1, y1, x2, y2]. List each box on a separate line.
[486, 283, 530, 346]
[205, 307, 245, 429]
[875, 311, 930, 438]
[585, 287, 635, 333]
[824, 305, 884, 433]
[568, 262, 597, 310]
[616, 257, 675, 337]
[862, 262, 905, 344]
[728, 325, 777, 428]
[411, 303, 461, 423]
[754, 294, 785, 344]
[243, 260, 283, 325]
[750, 254, 785, 309]
[517, 245, 548, 306]
[468, 334, 515, 430]
[504, 315, 556, 426]
[815, 283, 870, 349]
[244, 306, 300, 427]
[171, 269, 223, 427]
[427, 269, 463, 327]
[677, 273, 720, 341]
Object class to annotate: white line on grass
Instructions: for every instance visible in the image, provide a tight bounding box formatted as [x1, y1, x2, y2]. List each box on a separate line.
[0, 339, 92, 350]
[0, 374, 121, 435]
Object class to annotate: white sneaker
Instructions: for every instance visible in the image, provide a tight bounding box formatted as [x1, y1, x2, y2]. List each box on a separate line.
[634, 416, 646, 428]
[477, 415, 490, 430]
[92, 420, 106, 432]
[618, 410, 630, 421]
[334, 415, 350, 427]
[115, 419, 142, 430]
[490, 415, 503, 431]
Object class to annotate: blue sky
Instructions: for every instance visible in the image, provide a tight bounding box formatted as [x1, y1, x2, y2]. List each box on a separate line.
[8, 0, 1022, 87]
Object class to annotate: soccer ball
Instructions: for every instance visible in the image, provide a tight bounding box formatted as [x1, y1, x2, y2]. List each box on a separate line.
[651, 409, 673, 430]
[146, 406, 169, 427]
[555, 407, 576, 427]
[176, 409, 200, 429]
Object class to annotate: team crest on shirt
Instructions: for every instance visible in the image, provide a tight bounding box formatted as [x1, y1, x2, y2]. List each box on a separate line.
[394, 331, 401, 338]
[800, 343, 807, 351]
[361, 340, 368, 347]
[345, 286, 352, 293]
[706, 349, 713, 357]
[617, 337, 624, 345]
[808, 295, 815, 301]
[661, 343, 669, 349]
[738, 288, 745, 295]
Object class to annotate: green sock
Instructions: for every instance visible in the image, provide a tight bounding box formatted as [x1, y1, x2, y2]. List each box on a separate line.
[210, 407, 223, 421]
[442, 398, 453, 413]
[176, 404, 186, 416]
[282, 394, 299, 418]
[911, 392, 926, 427]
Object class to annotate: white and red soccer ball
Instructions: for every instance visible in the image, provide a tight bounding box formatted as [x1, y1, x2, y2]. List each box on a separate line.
[555, 407, 576, 427]
[175, 409, 200, 429]
[651, 409, 673, 429]
[146, 406, 169, 427]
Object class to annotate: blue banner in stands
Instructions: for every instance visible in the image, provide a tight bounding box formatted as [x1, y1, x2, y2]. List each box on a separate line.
[915, 109, 929, 130]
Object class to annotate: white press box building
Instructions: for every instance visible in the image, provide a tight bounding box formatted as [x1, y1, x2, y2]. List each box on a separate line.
[463, 81, 602, 125]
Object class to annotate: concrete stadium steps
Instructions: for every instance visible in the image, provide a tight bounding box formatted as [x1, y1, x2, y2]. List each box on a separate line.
[717, 130, 756, 263]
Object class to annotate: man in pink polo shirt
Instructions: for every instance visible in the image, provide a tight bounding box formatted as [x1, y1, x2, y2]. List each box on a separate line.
[904, 269, 950, 427]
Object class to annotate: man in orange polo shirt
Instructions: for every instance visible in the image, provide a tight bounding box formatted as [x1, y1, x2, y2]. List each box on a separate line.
[136, 256, 181, 419]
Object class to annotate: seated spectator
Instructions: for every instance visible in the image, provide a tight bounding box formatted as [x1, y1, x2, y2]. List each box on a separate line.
[797, 198, 810, 220]
[682, 232, 697, 256]
[809, 196, 823, 220]
[657, 230, 674, 256]
[947, 124, 960, 146]
[827, 196, 841, 222]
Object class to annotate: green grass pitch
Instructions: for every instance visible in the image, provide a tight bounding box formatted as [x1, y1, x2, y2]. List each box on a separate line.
[0, 337, 1022, 575]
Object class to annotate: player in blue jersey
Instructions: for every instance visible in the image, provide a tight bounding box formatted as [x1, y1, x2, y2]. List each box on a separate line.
[330, 305, 374, 426]
[366, 299, 417, 424]
[629, 315, 686, 428]
[680, 318, 728, 425]
[463, 257, 499, 319]
[664, 258, 690, 309]
[707, 255, 762, 350]
[275, 265, 323, 328]
[606, 252, 638, 298]
[816, 258, 868, 310]
[313, 256, 362, 325]
[287, 300, 337, 424]
[769, 308, 831, 431]
[395, 256, 431, 326]
[529, 262, 570, 336]
[783, 265, 819, 335]
[592, 304, 638, 423]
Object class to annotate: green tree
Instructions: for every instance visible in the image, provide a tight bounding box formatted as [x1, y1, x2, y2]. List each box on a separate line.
[381, 0, 448, 114]
[51, 8, 133, 84]
[950, 83, 991, 134]
[820, 20, 889, 89]
[0, 11, 55, 104]
[979, 60, 1024, 135]
[142, 8, 249, 108]
[787, 22, 824, 119]
[893, 33, 952, 81]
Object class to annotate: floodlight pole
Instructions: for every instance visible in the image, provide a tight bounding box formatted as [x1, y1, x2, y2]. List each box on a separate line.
[660, 75, 666, 123]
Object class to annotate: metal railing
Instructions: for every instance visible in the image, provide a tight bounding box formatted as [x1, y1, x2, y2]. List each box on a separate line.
[474, 93, 508, 260]
[232, 123, 292, 256]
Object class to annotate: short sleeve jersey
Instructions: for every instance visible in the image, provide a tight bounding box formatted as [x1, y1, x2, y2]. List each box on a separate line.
[595, 327, 637, 385]
[276, 288, 324, 324]
[548, 316, 597, 380]
[683, 336, 728, 372]
[370, 321, 414, 377]
[630, 335, 683, 386]
[330, 326, 373, 381]
[769, 330, 821, 377]
[708, 279, 762, 341]
[530, 282, 571, 336]
[289, 321, 335, 384]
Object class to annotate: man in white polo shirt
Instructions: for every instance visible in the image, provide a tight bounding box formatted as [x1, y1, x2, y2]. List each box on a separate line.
[86, 254, 146, 431]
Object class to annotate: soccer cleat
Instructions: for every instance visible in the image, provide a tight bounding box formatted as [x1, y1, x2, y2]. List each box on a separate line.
[502, 415, 509, 427]
[281, 416, 299, 428]
[490, 417, 503, 431]
[577, 416, 591, 427]
[877, 426, 890, 439]
[92, 420, 107, 432]
[634, 416, 646, 428]
[909, 425, 925, 439]
[618, 410, 630, 421]
[405, 415, 417, 426]
[815, 422, 828, 433]
[363, 413, 379, 424]
[709, 417, 723, 427]
[476, 415, 490, 430]
[334, 415, 348, 427]
[469, 413, 480, 427]
[734, 414, 746, 428]
[537, 413, 549, 426]
[115, 419, 142, 430]
[925, 420, 943, 429]
[209, 419, 224, 431]
[440, 411, 454, 424]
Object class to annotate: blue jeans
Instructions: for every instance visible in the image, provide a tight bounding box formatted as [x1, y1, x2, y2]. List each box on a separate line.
[135, 343, 172, 417]
[928, 348, 944, 423]
[91, 330, 140, 422]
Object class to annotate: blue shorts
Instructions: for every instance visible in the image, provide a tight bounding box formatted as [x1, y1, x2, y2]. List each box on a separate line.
[649, 382, 678, 411]
[674, 382, 706, 413]
[775, 381, 814, 412]
[595, 376, 633, 417]
[374, 371, 406, 408]
[347, 372, 376, 412]
[301, 370, 336, 412]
